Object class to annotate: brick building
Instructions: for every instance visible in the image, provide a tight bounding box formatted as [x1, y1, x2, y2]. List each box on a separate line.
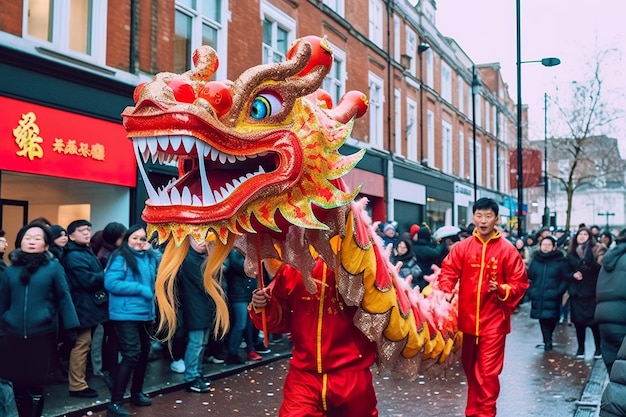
[0, 0, 520, 239]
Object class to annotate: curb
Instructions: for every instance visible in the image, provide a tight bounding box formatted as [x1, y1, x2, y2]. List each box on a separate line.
[573, 359, 609, 417]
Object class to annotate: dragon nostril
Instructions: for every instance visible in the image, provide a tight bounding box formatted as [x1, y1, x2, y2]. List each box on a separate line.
[167, 79, 196, 103]
[133, 82, 147, 103]
[198, 81, 233, 118]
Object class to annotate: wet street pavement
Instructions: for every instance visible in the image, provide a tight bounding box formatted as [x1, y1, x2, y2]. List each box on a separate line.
[44, 302, 608, 417]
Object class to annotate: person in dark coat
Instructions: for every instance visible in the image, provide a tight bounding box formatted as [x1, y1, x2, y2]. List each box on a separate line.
[391, 237, 423, 289]
[527, 235, 568, 350]
[223, 248, 262, 364]
[595, 228, 626, 373]
[566, 227, 607, 358]
[0, 223, 80, 416]
[48, 225, 68, 260]
[97, 222, 127, 269]
[61, 219, 109, 399]
[0, 230, 8, 273]
[600, 334, 626, 417]
[178, 237, 215, 393]
[411, 227, 440, 278]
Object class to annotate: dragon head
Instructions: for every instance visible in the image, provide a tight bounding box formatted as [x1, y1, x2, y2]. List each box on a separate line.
[122, 36, 368, 245]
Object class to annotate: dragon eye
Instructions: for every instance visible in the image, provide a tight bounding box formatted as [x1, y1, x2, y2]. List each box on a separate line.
[250, 92, 282, 119]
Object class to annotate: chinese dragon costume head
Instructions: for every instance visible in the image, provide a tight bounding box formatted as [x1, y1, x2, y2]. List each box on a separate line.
[122, 35, 460, 379]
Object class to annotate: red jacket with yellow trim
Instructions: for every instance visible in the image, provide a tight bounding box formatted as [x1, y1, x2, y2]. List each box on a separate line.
[249, 258, 376, 374]
[436, 230, 529, 336]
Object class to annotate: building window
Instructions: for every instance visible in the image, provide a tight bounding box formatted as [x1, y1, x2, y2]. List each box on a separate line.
[407, 98, 417, 162]
[323, 42, 346, 108]
[393, 16, 401, 62]
[261, 0, 296, 64]
[323, 0, 344, 17]
[476, 142, 483, 186]
[442, 120, 452, 174]
[485, 102, 491, 134]
[368, 0, 383, 48]
[426, 49, 433, 88]
[486, 146, 491, 188]
[405, 26, 417, 75]
[441, 61, 452, 103]
[476, 94, 482, 128]
[175, 0, 227, 78]
[24, 0, 107, 64]
[368, 72, 385, 149]
[459, 129, 465, 178]
[427, 110, 435, 166]
[457, 75, 465, 115]
[394, 88, 402, 156]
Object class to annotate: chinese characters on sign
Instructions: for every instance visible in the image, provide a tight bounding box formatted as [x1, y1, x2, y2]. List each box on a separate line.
[12, 112, 106, 161]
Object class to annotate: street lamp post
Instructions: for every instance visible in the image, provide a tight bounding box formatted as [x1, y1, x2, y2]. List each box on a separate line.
[515, 0, 561, 237]
[418, 42, 430, 165]
[471, 66, 481, 200]
[543, 93, 550, 227]
[598, 212, 615, 229]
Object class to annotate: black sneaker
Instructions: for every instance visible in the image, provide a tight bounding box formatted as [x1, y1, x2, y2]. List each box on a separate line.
[131, 392, 152, 406]
[254, 344, 271, 354]
[187, 378, 210, 393]
[106, 402, 131, 417]
[200, 376, 211, 387]
[69, 387, 98, 398]
[225, 353, 245, 365]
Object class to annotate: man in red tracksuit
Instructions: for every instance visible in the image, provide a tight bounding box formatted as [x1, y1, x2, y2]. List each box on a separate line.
[436, 198, 529, 417]
[249, 257, 378, 417]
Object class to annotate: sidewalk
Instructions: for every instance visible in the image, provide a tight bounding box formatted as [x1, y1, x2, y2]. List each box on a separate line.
[40, 302, 608, 417]
[42, 339, 294, 417]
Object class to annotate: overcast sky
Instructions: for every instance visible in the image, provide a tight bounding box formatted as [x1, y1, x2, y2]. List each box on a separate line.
[435, 0, 626, 153]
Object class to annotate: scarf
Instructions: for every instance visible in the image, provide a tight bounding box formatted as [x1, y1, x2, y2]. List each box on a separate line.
[12, 250, 50, 285]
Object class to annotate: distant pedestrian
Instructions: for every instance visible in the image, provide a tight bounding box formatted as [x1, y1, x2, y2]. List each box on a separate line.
[436, 198, 529, 417]
[391, 237, 423, 289]
[48, 225, 68, 260]
[527, 235, 568, 350]
[595, 228, 626, 373]
[566, 226, 607, 359]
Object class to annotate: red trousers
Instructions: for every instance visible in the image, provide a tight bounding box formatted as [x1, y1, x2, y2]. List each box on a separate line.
[462, 333, 506, 417]
[279, 367, 378, 417]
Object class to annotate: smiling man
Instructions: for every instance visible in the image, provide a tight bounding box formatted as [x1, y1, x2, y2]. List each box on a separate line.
[436, 198, 529, 417]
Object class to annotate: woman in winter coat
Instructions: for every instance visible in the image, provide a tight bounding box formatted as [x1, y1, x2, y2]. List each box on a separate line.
[595, 228, 626, 373]
[104, 224, 160, 417]
[566, 227, 607, 358]
[0, 223, 80, 416]
[527, 235, 568, 350]
[599, 334, 626, 417]
[392, 237, 424, 289]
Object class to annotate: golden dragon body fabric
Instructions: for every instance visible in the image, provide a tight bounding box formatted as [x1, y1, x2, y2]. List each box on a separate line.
[122, 36, 460, 379]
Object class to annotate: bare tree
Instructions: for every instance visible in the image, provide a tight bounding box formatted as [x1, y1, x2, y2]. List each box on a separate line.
[549, 49, 625, 231]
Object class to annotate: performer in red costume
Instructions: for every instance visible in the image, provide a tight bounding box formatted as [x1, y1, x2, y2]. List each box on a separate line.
[250, 257, 378, 417]
[436, 198, 529, 417]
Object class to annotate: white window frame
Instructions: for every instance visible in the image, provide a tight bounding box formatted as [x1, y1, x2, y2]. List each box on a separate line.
[405, 25, 417, 76]
[261, 0, 296, 65]
[457, 75, 465, 114]
[394, 88, 402, 156]
[485, 101, 491, 134]
[368, 0, 384, 48]
[393, 15, 401, 63]
[459, 129, 465, 179]
[442, 120, 452, 174]
[426, 49, 434, 88]
[476, 94, 482, 129]
[486, 145, 491, 188]
[323, 42, 346, 108]
[175, 0, 229, 80]
[22, 0, 108, 65]
[476, 142, 483, 186]
[427, 110, 435, 167]
[407, 98, 418, 162]
[323, 0, 344, 17]
[441, 61, 452, 103]
[368, 72, 385, 149]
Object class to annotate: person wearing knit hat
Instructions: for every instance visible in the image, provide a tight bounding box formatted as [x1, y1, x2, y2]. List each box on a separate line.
[60, 219, 108, 399]
[49, 225, 68, 260]
[409, 224, 420, 239]
[412, 225, 440, 283]
[381, 222, 397, 250]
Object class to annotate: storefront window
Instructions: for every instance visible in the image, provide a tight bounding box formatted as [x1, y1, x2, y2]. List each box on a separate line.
[426, 199, 452, 232]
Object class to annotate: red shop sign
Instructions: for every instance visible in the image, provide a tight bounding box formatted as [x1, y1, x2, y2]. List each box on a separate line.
[0, 96, 136, 187]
